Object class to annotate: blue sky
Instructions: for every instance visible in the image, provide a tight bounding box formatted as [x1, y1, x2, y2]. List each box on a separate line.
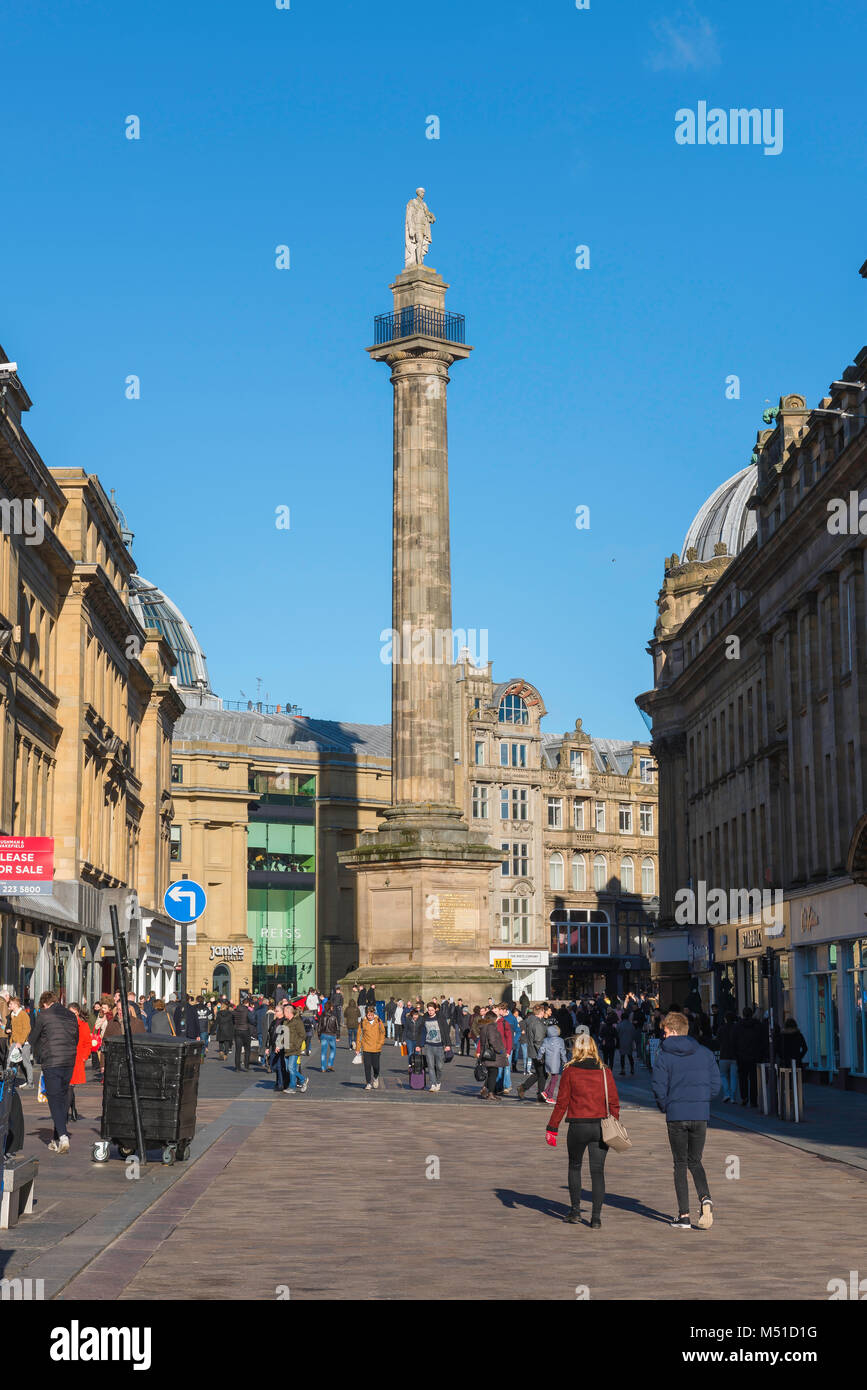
[3, 0, 865, 741]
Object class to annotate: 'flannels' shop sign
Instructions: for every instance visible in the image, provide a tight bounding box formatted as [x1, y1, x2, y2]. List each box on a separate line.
[209, 945, 245, 961]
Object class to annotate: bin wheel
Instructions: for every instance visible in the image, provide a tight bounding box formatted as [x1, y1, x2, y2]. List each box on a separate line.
[162, 1146, 176, 1165]
[176, 1141, 190, 1161]
[117, 1144, 135, 1159]
[92, 1142, 110, 1163]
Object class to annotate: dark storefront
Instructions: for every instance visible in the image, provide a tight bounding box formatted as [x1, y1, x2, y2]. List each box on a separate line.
[549, 907, 652, 998]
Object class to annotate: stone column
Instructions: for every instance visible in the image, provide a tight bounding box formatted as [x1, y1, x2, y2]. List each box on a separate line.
[390, 346, 454, 810]
[338, 251, 505, 1003]
[370, 265, 472, 825]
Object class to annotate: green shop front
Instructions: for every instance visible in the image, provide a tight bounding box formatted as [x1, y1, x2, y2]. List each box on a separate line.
[246, 771, 317, 996]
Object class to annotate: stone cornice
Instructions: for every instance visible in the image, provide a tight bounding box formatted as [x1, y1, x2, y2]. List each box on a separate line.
[71, 563, 137, 646]
[0, 417, 67, 517]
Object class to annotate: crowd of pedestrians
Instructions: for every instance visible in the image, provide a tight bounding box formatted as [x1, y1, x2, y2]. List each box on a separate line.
[1, 974, 809, 1217]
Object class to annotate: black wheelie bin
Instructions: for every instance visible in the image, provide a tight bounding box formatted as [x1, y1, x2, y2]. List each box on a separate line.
[93, 1034, 204, 1165]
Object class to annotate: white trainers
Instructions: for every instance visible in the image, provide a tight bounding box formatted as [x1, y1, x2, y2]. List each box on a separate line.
[58, 1136, 70, 1154]
[697, 1199, 714, 1229]
[48, 1139, 59, 1152]
[372, 1077, 380, 1089]
[364, 1083, 372, 1091]
[300, 1079, 309, 1093]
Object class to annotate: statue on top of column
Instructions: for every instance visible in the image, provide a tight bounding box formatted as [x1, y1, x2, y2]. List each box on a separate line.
[405, 187, 435, 267]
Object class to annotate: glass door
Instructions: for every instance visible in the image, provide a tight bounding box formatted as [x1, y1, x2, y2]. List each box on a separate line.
[810, 973, 839, 1075]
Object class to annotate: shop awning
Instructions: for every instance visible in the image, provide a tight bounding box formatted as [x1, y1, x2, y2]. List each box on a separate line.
[0, 893, 81, 928]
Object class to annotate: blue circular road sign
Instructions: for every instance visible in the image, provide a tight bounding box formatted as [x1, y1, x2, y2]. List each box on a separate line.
[163, 880, 207, 923]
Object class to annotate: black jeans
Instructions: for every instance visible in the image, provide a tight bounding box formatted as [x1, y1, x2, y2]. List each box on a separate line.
[567, 1119, 607, 1217]
[667, 1120, 710, 1216]
[484, 1064, 499, 1092]
[521, 1058, 548, 1098]
[362, 1051, 381, 1083]
[42, 1064, 74, 1141]
[234, 1032, 252, 1069]
[738, 1061, 758, 1105]
[460, 1032, 471, 1056]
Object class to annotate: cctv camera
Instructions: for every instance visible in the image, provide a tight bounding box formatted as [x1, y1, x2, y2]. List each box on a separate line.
[0, 363, 18, 376]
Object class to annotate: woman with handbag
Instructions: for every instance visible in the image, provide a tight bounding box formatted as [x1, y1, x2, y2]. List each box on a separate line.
[476, 1010, 506, 1100]
[545, 1029, 625, 1228]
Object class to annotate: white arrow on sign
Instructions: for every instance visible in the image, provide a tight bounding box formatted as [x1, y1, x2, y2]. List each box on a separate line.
[166, 884, 198, 916]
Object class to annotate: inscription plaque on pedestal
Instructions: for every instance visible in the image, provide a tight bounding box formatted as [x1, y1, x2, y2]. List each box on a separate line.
[431, 891, 478, 949]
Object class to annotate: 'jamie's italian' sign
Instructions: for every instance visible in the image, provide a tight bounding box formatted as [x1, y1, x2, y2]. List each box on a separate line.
[0, 837, 54, 895]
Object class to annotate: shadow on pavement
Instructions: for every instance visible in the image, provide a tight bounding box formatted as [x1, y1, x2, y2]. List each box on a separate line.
[494, 1188, 570, 1220]
[494, 1186, 673, 1225]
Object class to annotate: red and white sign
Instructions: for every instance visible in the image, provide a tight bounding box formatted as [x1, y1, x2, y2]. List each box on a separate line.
[0, 836, 54, 895]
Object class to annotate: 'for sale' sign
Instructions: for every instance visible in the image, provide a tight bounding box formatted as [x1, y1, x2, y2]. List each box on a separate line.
[0, 837, 54, 895]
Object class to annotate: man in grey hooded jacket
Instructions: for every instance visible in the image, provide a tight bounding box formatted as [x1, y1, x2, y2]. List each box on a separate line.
[517, 1005, 549, 1103]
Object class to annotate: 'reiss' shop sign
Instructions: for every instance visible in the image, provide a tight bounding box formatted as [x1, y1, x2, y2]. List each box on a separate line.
[0, 837, 54, 895]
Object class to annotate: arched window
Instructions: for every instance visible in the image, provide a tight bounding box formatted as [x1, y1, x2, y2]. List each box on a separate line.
[620, 857, 634, 893]
[571, 854, 586, 891]
[549, 852, 564, 890]
[593, 854, 607, 891]
[498, 693, 529, 725]
[641, 857, 655, 896]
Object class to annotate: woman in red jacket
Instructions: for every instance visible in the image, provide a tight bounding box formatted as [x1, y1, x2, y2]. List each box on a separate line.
[545, 1028, 620, 1228]
[67, 1002, 93, 1122]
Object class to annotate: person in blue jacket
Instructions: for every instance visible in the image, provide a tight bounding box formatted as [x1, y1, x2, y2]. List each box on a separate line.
[652, 1010, 721, 1231]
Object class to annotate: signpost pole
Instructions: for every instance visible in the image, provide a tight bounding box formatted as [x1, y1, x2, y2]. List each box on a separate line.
[109, 904, 148, 1167]
[180, 921, 188, 1002]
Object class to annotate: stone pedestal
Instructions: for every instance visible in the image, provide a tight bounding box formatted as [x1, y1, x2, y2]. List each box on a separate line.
[339, 247, 503, 1004]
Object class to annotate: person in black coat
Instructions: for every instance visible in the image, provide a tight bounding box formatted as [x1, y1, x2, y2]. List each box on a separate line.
[173, 995, 201, 1041]
[715, 1010, 738, 1101]
[29, 992, 79, 1153]
[215, 1005, 234, 1060]
[732, 1006, 766, 1106]
[554, 1004, 574, 1041]
[403, 1008, 423, 1054]
[231, 1000, 254, 1071]
[599, 1012, 618, 1069]
[777, 1018, 809, 1068]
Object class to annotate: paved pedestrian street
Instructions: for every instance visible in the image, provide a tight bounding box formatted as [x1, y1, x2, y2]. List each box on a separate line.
[5, 1040, 865, 1303]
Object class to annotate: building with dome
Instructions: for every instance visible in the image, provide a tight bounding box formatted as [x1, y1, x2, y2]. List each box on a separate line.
[129, 574, 220, 709]
[637, 340, 867, 1094]
[680, 465, 757, 564]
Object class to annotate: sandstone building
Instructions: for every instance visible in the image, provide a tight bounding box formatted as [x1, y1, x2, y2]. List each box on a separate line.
[0, 345, 182, 1006]
[638, 338, 867, 1090]
[167, 657, 657, 1004]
